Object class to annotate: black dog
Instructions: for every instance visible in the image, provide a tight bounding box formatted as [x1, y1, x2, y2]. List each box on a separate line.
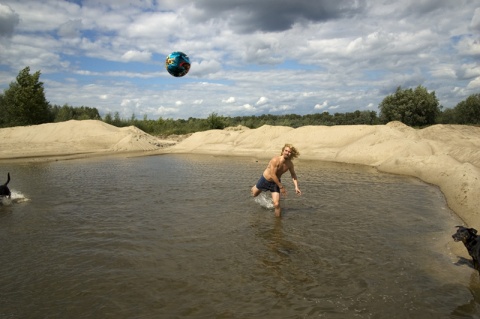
[0, 172, 11, 199]
[452, 226, 480, 272]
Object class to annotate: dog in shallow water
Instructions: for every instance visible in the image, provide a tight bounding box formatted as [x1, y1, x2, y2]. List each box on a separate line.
[0, 173, 11, 199]
[452, 226, 480, 273]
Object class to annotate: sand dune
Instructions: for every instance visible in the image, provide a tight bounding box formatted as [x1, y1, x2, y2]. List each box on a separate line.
[170, 122, 480, 227]
[0, 120, 175, 159]
[1, 120, 479, 228]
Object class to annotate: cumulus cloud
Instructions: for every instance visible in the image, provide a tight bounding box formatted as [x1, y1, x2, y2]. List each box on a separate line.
[120, 98, 142, 110]
[192, 0, 365, 33]
[471, 8, 480, 32]
[0, 0, 478, 120]
[121, 99, 132, 107]
[456, 35, 480, 57]
[189, 59, 222, 76]
[256, 97, 268, 106]
[121, 50, 152, 62]
[57, 19, 82, 38]
[314, 101, 329, 110]
[125, 11, 178, 39]
[0, 3, 19, 37]
[456, 63, 480, 80]
[222, 97, 236, 103]
[467, 76, 480, 90]
[156, 106, 179, 116]
[270, 104, 294, 113]
[242, 104, 255, 110]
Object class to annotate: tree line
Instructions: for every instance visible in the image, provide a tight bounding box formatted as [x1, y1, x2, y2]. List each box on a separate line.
[1, 67, 479, 136]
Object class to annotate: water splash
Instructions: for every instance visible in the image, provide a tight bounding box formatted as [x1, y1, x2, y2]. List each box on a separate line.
[1, 190, 29, 205]
[254, 192, 274, 210]
[0, 197, 11, 206]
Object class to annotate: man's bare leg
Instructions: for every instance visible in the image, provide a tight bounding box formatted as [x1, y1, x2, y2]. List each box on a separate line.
[251, 185, 261, 197]
[271, 192, 281, 217]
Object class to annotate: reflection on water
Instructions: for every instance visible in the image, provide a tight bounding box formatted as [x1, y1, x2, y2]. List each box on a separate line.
[0, 154, 478, 318]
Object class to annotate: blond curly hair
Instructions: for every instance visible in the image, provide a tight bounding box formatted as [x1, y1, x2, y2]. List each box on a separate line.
[281, 143, 300, 159]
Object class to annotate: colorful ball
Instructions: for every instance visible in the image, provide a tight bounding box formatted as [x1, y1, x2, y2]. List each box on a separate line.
[165, 51, 190, 77]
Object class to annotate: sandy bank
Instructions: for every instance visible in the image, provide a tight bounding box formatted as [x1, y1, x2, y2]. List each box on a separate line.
[1, 120, 479, 229]
[169, 122, 480, 227]
[0, 120, 175, 161]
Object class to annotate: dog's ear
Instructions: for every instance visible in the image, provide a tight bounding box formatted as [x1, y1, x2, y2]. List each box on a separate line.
[470, 228, 478, 235]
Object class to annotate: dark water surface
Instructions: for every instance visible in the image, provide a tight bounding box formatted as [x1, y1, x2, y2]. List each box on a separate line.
[1, 154, 479, 318]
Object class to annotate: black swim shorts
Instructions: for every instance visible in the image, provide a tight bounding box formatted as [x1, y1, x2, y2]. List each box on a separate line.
[255, 175, 281, 193]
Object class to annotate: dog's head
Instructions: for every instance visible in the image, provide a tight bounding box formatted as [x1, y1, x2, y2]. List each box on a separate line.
[452, 226, 478, 243]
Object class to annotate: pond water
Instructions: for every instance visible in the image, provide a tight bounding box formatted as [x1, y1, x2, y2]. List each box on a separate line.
[1, 154, 479, 318]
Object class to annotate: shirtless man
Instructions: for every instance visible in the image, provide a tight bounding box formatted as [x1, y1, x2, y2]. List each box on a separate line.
[251, 144, 301, 217]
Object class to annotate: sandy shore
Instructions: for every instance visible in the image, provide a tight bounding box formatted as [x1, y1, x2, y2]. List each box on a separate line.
[1, 120, 479, 229]
[0, 120, 177, 162]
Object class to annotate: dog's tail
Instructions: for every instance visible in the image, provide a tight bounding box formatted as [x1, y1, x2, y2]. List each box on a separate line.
[4, 172, 10, 186]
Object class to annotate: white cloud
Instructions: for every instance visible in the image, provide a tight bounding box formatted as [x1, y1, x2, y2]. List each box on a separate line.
[456, 35, 480, 57]
[471, 8, 480, 32]
[121, 50, 152, 62]
[467, 76, 480, 90]
[222, 97, 236, 103]
[0, 0, 478, 120]
[270, 104, 294, 112]
[121, 99, 132, 107]
[457, 63, 480, 80]
[242, 104, 254, 110]
[314, 101, 328, 110]
[430, 64, 456, 79]
[125, 11, 178, 39]
[57, 19, 82, 38]
[256, 96, 268, 106]
[156, 106, 179, 116]
[189, 59, 222, 76]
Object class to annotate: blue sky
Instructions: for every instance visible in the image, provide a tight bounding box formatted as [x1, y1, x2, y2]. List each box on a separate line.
[0, 0, 479, 120]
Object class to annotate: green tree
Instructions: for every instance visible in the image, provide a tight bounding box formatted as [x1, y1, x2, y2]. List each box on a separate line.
[0, 94, 5, 127]
[378, 85, 440, 126]
[454, 93, 480, 124]
[112, 112, 122, 126]
[0, 67, 53, 126]
[78, 106, 101, 120]
[103, 112, 113, 124]
[51, 104, 100, 122]
[206, 112, 226, 129]
[54, 104, 75, 122]
[436, 107, 457, 124]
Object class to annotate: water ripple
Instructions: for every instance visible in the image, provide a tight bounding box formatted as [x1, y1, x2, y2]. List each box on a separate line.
[0, 154, 473, 318]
